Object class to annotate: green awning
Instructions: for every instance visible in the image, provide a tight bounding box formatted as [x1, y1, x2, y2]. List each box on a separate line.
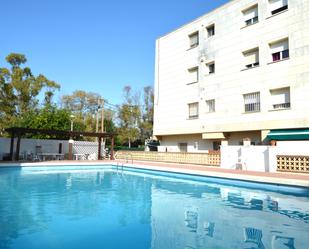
[267, 129, 309, 140]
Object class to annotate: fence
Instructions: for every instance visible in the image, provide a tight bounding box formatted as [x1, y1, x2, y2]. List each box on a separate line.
[0, 138, 106, 161]
[277, 155, 309, 173]
[73, 141, 106, 160]
[115, 150, 220, 166]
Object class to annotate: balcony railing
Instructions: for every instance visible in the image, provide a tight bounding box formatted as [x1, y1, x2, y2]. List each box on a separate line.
[245, 16, 258, 26]
[245, 62, 259, 69]
[271, 5, 288, 15]
[273, 102, 290, 109]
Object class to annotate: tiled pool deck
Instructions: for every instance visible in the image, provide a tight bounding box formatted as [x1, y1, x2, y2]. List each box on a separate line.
[1, 160, 308, 187]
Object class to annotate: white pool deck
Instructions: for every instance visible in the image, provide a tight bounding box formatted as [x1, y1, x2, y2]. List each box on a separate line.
[1, 160, 309, 188]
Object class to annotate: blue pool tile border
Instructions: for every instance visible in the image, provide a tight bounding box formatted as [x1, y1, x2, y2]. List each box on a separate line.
[1, 164, 308, 197]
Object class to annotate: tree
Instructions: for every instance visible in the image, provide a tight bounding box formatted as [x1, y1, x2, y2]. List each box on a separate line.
[61, 90, 116, 134]
[16, 104, 85, 140]
[0, 53, 60, 130]
[117, 86, 141, 147]
[140, 86, 154, 140]
[61, 90, 101, 115]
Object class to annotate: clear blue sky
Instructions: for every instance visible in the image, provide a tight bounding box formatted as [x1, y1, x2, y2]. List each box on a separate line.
[0, 0, 229, 106]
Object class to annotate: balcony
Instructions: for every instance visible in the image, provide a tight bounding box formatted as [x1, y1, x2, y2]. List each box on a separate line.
[271, 5, 288, 15]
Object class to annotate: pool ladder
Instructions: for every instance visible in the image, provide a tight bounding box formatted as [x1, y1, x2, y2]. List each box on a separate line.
[116, 162, 124, 171]
[114, 152, 133, 169]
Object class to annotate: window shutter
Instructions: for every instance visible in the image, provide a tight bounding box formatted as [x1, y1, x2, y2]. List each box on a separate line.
[245, 51, 258, 65]
[189, 103, 199, 117]
[244, 6, 258, 20]
[270, 39, 288, 53]
[269, 0, 287, 12]
[189, 33, 198, 47]
[271, 88, 290, 105]
[188, 67, 198, 83]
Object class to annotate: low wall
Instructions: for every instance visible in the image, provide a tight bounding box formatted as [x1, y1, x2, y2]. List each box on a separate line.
[221, 142, 309, 173]
[221, 146, 269, 172]
[0, 138, 105, 160]
[0, 138, 69, 160]
[115, 150, 220, 166]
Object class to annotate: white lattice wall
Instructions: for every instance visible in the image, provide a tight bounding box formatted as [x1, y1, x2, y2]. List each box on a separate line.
[73, 141, 106, 160]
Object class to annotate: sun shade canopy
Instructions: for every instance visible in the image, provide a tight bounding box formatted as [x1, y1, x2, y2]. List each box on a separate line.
[267, 129, 309, 140]
[202, 132, 226, 139]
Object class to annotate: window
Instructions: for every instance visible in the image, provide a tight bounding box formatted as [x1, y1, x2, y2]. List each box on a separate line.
[269, 0, 288, 15]
[188, 102, 199, 119]
[213, 141, 221, 151]
[207, 62, 215, 74]
[243, 48, 259, 69]
[243, 5, 258, 26]
[207, 24, 215, 37]
[206, 99, 215, 113]
[188, 67, 199, 84]
[243, 92, 260, 112]
[179, 143, 188, 153]
[270, 87, 290, 110]
[189, 32, 199, 48]
[270, 38, 289, 62]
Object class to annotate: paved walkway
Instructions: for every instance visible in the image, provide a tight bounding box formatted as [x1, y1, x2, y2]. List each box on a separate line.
[1, 160, 308, 187]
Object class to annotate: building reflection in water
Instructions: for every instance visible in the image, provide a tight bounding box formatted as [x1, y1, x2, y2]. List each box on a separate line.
[272, 235, 295, 249]
[150, 175, 308, 249]
[203, 222, 215, 238]
[244, 227, 265, 249]
[185, 211, 198, 232]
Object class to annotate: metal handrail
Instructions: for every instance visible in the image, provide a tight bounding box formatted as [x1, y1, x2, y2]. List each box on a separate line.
[114, 151, 133, 165]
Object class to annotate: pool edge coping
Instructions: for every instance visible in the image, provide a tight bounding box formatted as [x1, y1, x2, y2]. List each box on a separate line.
[1, 161, 308, 188]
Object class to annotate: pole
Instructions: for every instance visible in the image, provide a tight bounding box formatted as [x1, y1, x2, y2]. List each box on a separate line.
[96, 98, 100, 133]
[98, 137, 102, 160]
[110, 136, 115, 160]
[101, 98, 104, 134]
[9, 133, 15, 161]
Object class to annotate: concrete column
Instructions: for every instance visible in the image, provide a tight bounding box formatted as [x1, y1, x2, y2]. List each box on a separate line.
[221, 140, 228, 146]
[110, 136, 115, 160]
[243, 137, 251, 146]
[15, 135, 21, 161]
[98, 137, 102, 160]
[261, 129, 270, 144]
[68, 139, 74, 160]
[9, 133, 15, 161]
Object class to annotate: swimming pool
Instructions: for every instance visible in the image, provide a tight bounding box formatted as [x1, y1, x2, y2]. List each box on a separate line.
[0, 165, 308, 249]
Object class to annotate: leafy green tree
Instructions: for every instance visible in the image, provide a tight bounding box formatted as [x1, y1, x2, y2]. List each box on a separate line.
[140, 86, 154, 140]
[117, 86, 141, 147]
[61, 90, 100, 115]
[61, 90, 116, 134]
[17, 104, 85, 139]
[0, 53, 60, 130]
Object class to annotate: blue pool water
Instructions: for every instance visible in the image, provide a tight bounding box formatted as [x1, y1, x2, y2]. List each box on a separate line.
[0, 166, 308, 249]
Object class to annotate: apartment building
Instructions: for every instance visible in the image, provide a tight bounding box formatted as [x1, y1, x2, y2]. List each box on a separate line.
[153, 0, 309, 152]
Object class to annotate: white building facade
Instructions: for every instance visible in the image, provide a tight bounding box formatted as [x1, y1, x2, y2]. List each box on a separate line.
[153, 0, 309, 153]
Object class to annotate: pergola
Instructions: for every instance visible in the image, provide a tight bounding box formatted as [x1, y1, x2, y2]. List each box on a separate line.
[5, 127, 116, 161]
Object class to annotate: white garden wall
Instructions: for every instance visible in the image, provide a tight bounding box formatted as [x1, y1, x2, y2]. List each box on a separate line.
[0, 138, 105, 160]
[221, 141, 309, 172]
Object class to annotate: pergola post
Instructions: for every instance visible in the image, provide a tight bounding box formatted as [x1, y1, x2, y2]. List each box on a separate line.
[110, 136, 115, 160]
[4, 128, 117, 162]
[9, 132, 15, 161]
[15, 135, 21, 161]
[68, 139, 73, 160]
[98, 137, 102, 160]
